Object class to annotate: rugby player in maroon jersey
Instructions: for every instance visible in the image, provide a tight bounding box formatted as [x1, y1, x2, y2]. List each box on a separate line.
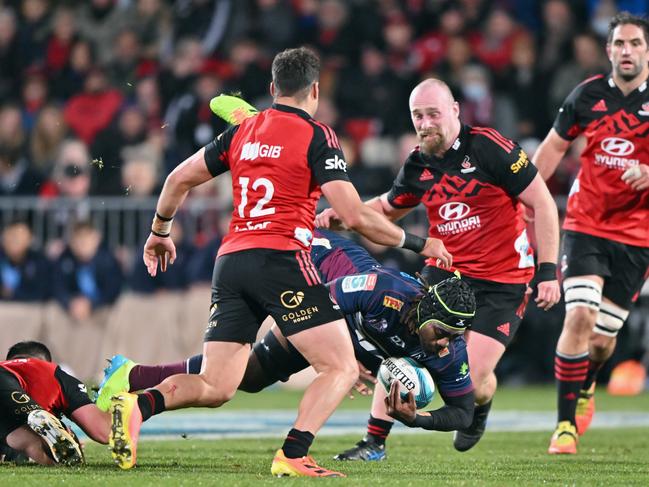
[0, 341, 110, 465]
[533, 12, 649, 455]
[318, 78, 560, 457]
[107, 47, 451, 476]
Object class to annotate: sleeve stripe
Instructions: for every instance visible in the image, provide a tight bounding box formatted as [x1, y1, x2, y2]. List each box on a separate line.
[470, 127, 514, 153]
[312, 120, 341, 149]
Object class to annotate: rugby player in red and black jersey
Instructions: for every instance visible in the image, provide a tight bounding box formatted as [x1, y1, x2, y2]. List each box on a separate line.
[0, 341, 109, 465]
[533, 12, 649, 455]
[318, 78, 561, 455]
[108, 47, 451, 476]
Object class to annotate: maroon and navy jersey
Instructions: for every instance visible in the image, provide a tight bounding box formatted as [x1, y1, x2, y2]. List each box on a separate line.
[204, 104, 350, 256]
[553, 75, 649, 247]
[0, 358, 92, 416]
[387, 125, 537, 284]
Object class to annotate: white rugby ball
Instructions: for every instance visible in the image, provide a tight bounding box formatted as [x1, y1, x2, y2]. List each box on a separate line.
[378, 357, 435, 410]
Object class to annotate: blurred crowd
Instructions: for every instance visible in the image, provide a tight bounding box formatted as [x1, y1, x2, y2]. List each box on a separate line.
[1, 0, 649, 383]
[4, 0, 646, 204]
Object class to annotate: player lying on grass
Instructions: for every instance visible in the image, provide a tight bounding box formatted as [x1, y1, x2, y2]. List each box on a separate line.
[99, 229, 476, 461]
[0, 341, 110, 466]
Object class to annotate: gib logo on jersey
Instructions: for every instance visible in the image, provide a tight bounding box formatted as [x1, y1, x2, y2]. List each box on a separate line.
[436, 202, 481, 235]
[240, 141, 283, 161]
[595, 137, 638, 169]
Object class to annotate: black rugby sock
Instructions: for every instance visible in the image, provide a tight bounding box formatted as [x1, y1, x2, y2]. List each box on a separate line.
[554, 351, 589, 424]
[582, 358, 604, 392]
[137, 388, 166, 421]
[282, 428, 314, 459]
[366, 415, 393, 445]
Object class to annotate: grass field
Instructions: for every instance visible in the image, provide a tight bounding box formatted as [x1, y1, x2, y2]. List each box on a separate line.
[2, 386, 649, 486]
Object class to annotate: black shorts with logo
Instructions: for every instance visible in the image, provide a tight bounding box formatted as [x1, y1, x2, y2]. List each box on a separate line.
[421, 266, 528, 347]
[205, 248, 343, 343]
[0, 368, 41, 442]
[561, 230, 649, 309]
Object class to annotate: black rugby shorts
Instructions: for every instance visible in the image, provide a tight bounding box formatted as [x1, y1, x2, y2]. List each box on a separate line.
[205, 248, 343, 343]
[561, 230, 649, 309]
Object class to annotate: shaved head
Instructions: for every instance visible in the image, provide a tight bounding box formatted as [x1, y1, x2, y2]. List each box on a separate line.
[409, 79, 455, 107]
[408, 78, 461, 156]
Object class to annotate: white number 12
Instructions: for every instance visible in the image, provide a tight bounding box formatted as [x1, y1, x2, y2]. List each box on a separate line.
[237, 177, 276, 218]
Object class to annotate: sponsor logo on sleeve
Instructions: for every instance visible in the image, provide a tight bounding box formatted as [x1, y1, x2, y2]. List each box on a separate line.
[510, 150, 529, 174]
[324, 154, 347, 171]
[341, 274, 377, 293]
[383, 295, 404, 311]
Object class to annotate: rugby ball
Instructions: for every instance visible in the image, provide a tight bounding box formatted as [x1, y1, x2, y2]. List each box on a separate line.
[378, 357, 435, 410]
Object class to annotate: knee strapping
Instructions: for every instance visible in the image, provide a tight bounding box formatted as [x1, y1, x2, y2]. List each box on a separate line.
[563, 278, 602, 311]
[594, 301, 629, 337]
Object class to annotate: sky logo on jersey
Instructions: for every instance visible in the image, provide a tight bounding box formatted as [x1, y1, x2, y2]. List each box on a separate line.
[325, 154, 347, 171]
[341, 274, 377, 293]
[240, 142, 283, 161]
[383, 295, 404, 311]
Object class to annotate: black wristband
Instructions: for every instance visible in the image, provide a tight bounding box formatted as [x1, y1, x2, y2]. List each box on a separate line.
[533, 262, 556, 284]
[151, 230, 170, 238]
[403, 233, 426, 253]
[155, 212, 174, 221]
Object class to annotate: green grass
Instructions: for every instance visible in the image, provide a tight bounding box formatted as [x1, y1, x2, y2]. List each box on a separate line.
[3, 430, 649, 486]
[2, 386, 649, 485]
[215, 384, 649, 412]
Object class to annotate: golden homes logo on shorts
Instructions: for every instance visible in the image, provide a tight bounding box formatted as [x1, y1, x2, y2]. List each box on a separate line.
[11, 391, 30, 404]
[280, 290, 319, 324]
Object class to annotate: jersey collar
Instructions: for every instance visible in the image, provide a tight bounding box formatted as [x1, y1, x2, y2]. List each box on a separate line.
[607, 74, 648, 93]
[272, 103, 312, 120]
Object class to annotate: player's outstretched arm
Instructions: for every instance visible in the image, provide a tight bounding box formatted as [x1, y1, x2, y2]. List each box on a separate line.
[71, 404, 111, 444]
[532, 128, 571, 181]
[315, 193, 411, 229]
[321, 180, 452, 266]
[144, 148, 214, 276]
[518, 174, 561, 310]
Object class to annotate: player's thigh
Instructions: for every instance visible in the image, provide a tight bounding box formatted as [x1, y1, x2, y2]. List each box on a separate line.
[561, 231, 611, 283]
[199, 341, 251, 394]
[464, 330, 505, 380]
[0, 369, 41, 444]
[288, 318, 357, 374]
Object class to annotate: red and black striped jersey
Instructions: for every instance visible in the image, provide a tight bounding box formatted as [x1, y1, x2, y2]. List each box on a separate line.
[204, 104, 350, 256]
[553, 74, 649, 247]
[387, 124, 537, 284]
[0, 358, 92, 416]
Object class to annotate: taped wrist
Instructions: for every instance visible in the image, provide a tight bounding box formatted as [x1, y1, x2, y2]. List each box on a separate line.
[532, 262, 556, 287]
[151, 212, 173, 238]
[398, 230, 426, 254]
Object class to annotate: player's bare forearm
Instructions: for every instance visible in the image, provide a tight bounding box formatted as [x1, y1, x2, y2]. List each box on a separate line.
[532, 129, 570, 181]
[156, 148, 214, 218]
[71, 404, 111, 444]
[365, 194, 411, 222]
[532, 199, 559, 265]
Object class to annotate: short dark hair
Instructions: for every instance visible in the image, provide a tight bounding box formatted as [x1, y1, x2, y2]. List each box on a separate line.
[271, 47, 320, 100]
[6, 341, 52, 361]
[607, 12, 649, 45]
